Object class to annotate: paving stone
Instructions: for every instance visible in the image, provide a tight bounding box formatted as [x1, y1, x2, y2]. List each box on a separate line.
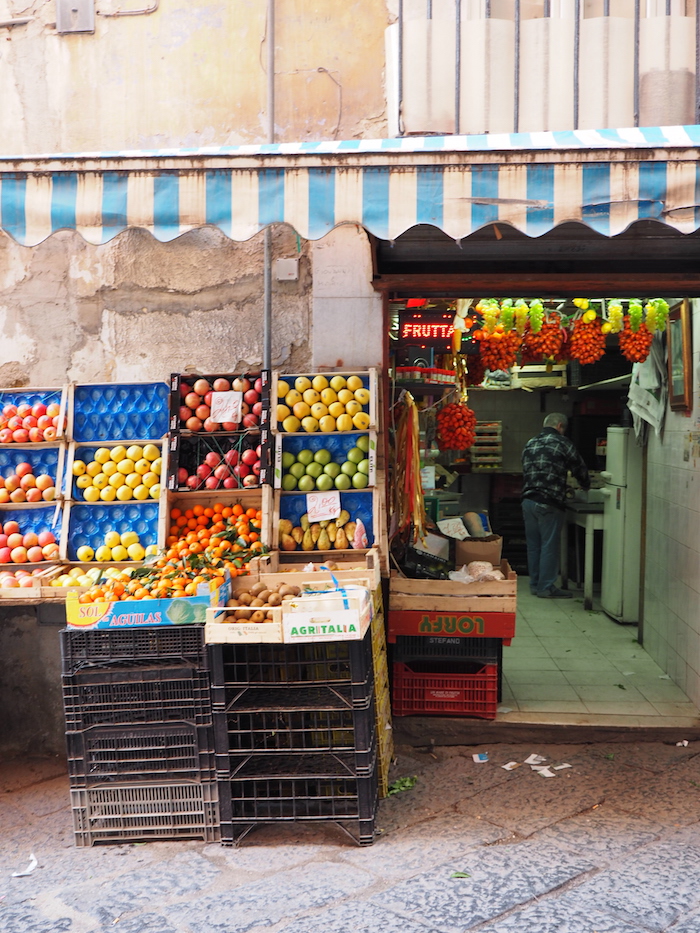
[563, 838, 700, 931]
[97, 914, 178, 933]
[535, 804, 664, 864]
[275, 900, 443, 933]
[475, 899, 644, 933]
[371, 840, 597, 930]
[604, 766, 700, 824]
[0, 903, 73, 933]
[180, 862, 374, 933]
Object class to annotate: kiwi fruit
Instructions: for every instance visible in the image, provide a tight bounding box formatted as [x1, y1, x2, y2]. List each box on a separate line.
[234, 607, 253, 620]
[237, 592, 253, 605]
[249, 609, 266, 623]
[249, 581, 267, 597]
[267, 592, 282, 606]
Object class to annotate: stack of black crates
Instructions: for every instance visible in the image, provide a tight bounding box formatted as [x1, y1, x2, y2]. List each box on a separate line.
[209, 628, 378, 846]
[60, 626, 220, 846]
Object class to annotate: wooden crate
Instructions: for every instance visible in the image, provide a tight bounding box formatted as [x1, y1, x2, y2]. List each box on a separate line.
[160, 485, 273, 549]
[0, 564, 64, 604]
[205, 576, 283, 643]
[271, 369, 379, 433]
[252, 547, 381, 591]
[65, 437, 167, 506]
[0, 385, 69, 442]
[272, 487, 379, 559]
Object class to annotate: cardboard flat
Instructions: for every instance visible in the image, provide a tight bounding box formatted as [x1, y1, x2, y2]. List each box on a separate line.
[454, 534, 503, 569]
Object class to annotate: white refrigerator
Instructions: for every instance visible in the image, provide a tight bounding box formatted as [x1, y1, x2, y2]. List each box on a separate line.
[600, 426, 643, 624]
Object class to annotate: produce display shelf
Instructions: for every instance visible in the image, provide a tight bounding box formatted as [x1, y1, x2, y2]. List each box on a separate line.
[71, 781, 220, 847]
[271, 369, 378, 435]
[65, 438, 166, 502]
[0, 503, 63, 570]
[273, 488, 377, 554]
[68, 382, 170, 443]
[273, 431, 377, 490]
[166, 429, 271, 492]
[62, 665, 213, 730]
[0, 385, 69, 442]
[61, 499, 163, 562]
[161, 485, 273, 549]
[60, 625, 209, 676]
[392, 660, 499, 719]
[169, 370, 270, 435]
[65, 723, 216, 787]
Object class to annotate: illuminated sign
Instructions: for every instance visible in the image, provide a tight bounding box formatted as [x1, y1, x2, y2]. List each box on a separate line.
[401, 322, 454, 340]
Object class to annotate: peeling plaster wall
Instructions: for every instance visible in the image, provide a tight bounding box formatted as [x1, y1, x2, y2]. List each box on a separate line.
[0, 226, 312, 386]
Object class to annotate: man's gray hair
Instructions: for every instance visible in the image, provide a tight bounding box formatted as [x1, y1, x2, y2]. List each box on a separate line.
[544, 412, 567, 431]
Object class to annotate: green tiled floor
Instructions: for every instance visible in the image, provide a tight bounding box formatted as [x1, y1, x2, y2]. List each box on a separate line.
[500, 579, 700, 727]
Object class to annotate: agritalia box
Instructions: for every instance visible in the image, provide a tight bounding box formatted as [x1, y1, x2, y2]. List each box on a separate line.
[65, 574, 231, 630]
[282, 583, 372, 643]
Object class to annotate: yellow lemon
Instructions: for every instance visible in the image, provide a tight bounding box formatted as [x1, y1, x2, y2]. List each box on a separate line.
[329, 375, 347, 392]
[102, 460, 118, 476]
[319, 415, 337, 433]
[116, 485, 134, 501]
[346, 375, 364, 392]
[117, 458, 136, 475]
[76, 545, 94, 562]
[92, 473, 109, 489]
[76, 474, 93, 489]
[95, 545, 112, 563]
[120, 530, 139, 547]
[320, 388, 338, 406]
[276, 404, 291, 423]
[284, 389, 302, 408]
[150, 457, 162, 476]
[134, 459, 150, 475]
[344, 400, 362, 417]
[104, 531, 121, 549]
[142, 444, 160, 462]
[301, 416, 320, 433]
[282, 415, 301, 433]
[328, 401, 346, 419]
[83, 486, 101, 502]
[127, 542, 145, 561]
[86, 461, 102, 478]
[142, 471, 159, 489]
[100, 486, 117, 501]
[302, 388, 320, 405]
[111, 545, 128, 561]
[126, 445, 143, 462]
[108, 472, 126, 488]
[94, 447, 111, 465]
[145, 544, 159, 557]
[149, 483, 161, 500]
[77, 575, 94, 587]
[125, 472, 142, 489]
[354, 387, 371, 406]
[337, 388, 354, 405]
[133, 484, 150, 500]
[312, 374, 329, 391]
[276, 379, 290, 399]
[310, 402, 329, 420]
[110, 445, 127, 463]
[336, 413, 353, 432]
[72, 460, 86, 476]
[352, 411, 371, 430]
[292, 401, 311, 420]
[69, 567, 84, 578]
[294, 376, 312, 393]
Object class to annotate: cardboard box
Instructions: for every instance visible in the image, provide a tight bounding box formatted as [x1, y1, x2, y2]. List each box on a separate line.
[454, 534, 503, 569]
[282, 584, 372, 643]
[65, 575, 230, 630]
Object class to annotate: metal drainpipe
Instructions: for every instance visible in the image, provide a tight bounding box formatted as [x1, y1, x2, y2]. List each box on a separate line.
[263, 0, 274, 373]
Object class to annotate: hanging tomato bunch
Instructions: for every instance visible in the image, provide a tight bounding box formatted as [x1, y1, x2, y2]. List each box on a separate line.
[619, 315, 654, 363]
[568, 315, 606, 365]
[521, 320, 565, 363]
[436, 401, 477, 451]
[464, 354, 486, 387]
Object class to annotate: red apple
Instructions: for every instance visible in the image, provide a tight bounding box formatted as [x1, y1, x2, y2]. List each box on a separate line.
[223, 476, 237, 489]
[254, 377, 263, 393]
[0, 547, 11, 563]
[0, 535, 6, 548]
[2, 404, 16, 417]
[28, 428, 44, 443]
[22, 416, 37, 429]
[16, 462, 32, 477]
[196, 463, 213, 479]
[7, 416, 22, 431]
[193, 379, 211, 397]
[37, 415, 53, 430]
[31, 403, 47, 419]
[7, 533, 23, 549]
[179, 382, 192, 398]
[12, 429, 28, 443]
[51, 416, 61, 429]
[204, 391, 214, 407]
[19, 573, 37, 585]
[20, 474, 36, 490]
[213, 464, 231, 480]
[232, 377, 250, 393]
[4, 475, 20, 492]
[26, 488, 43, 503]
[222, 421, 239, 431]
[224, 449, 239, 467]
[241, 448, 258, 467]
[1, 575, 18, 586]
[3, 521, 19, 535]
[0, 428, 13, 443]
[203, 418, 220, 433]
[204, 452, 222, 468]
[234, 463, 251, 479]
[179, 405, 193, 422]
[213, 378, 231, 392]
[26, 546, 44, 563]
[240, 402, 250, 416]
[185, 417, 203, 432]
[16, 404, 31, 418]
[244, 389, 260, 406]
[186, 474, 202, 490]
[184, 392, 201, 411]
[204, 476, 220, 489]
[41, 487, 56, 501]
[43, 427, 57, 441]
[46, 403, 60, 417]
[242, 414, 259, 429]
[42, 543, 59, 560]
[195, 405, 211, 422]
[177, 467, 189, 485]
[252, 401, 263, 417]
[37, 531, 56, 547]
[35, 475, 53, 492]
[10, 546, 27, 563]
[0, 490, 9, 504]
[9, 489, 26, 503]
[243, 474, 258, 487]
[23, 532, 38, 548]
[252, 462, 261, 476]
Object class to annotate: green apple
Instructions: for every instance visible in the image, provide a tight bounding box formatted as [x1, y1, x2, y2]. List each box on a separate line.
[356, 434, 370, 453]
[313, 448, 332, 465]
[340, 460, 358, 477]
[298, 474, 316, 491]
[334, 473, 352, 490]
[352, 472, 369, 489]
[281, 451, 296, 470]
[346, 446, 364, 465]
[323, 462, 342, 478]
[281, 474, 298, 490]
[297, 449, 314, 466]
[357, 458, 370, 475]
[316, 473, 334, 491]
[289, 462, 307, 479]
[305, 461, 324, 479]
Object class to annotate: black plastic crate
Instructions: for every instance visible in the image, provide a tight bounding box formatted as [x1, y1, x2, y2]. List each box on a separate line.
[62, 666, 213, 730]
[218, 773, 377, 846]
[169, 370, 270, 435]
[166, 429, 272, 491]
[66, 723, 216, 787]
[209, 630, 373, 689]
[212, 678, 374, 713]
[226, 745, 376, 780]
[71, 782, 220, 847]
[60, 626, 208, 676]
[392, 635, 502, 664]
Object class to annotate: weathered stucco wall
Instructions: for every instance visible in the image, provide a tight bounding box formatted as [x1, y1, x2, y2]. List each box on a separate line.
[0, 0, 389, 154]
[0, 225, 312, 385]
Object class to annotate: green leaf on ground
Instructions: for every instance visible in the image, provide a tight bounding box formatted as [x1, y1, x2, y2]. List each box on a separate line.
[386, 775, 418, 796]
[450, 871, 471, 879]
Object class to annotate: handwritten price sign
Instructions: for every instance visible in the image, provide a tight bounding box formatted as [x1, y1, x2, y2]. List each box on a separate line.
[306, 491, 342, 522]
[210, 391, 243, 425]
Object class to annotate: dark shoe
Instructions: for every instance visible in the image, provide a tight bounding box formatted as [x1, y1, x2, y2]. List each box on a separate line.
[538, 587, 573, 599]
[529, 588, 538, 596]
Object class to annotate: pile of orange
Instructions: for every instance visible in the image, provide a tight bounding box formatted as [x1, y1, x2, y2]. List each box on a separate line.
[77, 501, 267, 603]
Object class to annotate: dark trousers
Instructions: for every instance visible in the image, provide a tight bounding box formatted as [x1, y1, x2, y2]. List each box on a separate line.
[522, 498, 565, 595]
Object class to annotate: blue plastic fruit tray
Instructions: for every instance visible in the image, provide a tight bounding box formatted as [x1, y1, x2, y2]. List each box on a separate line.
[0, 504, 62, 537]
[274, 432, 376, 488]
[65, 502, 160, 560]
[0, 446, 61, 483]
[71, 383, 169, 442]
[277, 491, 374, 547]
[66, 443, 162, 501]
[0, 388, 63, 409]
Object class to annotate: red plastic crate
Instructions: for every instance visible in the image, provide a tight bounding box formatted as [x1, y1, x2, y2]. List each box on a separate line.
[391, 661, 498, 719]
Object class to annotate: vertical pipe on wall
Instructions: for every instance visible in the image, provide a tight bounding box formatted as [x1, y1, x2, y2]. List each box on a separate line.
[574, 0, 581, 129]
[263, 0, 275, 372]
[398, 0, 404, 135]
[455, 0, 462, 134]
[633, 0, 640, 126]
[696, 0, 700, 122]
[514, 0, 521, 132]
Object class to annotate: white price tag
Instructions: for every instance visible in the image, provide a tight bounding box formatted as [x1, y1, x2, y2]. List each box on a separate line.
[210, 391, 243, 424]
[306, 491, 342, 522]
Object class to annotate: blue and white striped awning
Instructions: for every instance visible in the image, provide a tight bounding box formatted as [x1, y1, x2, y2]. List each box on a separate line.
[2, 125, 700, 246]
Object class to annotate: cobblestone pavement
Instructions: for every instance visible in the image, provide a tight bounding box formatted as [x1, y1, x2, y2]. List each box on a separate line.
[2, 741, 700, 933]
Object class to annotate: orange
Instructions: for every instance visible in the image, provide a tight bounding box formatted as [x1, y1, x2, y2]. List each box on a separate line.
[193, 504, 204, 516]
[213, 502, 224, 513]
[170, 508, 182, 519]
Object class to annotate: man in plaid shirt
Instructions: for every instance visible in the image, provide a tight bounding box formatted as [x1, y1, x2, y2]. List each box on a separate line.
[521, 413, 590, 599]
